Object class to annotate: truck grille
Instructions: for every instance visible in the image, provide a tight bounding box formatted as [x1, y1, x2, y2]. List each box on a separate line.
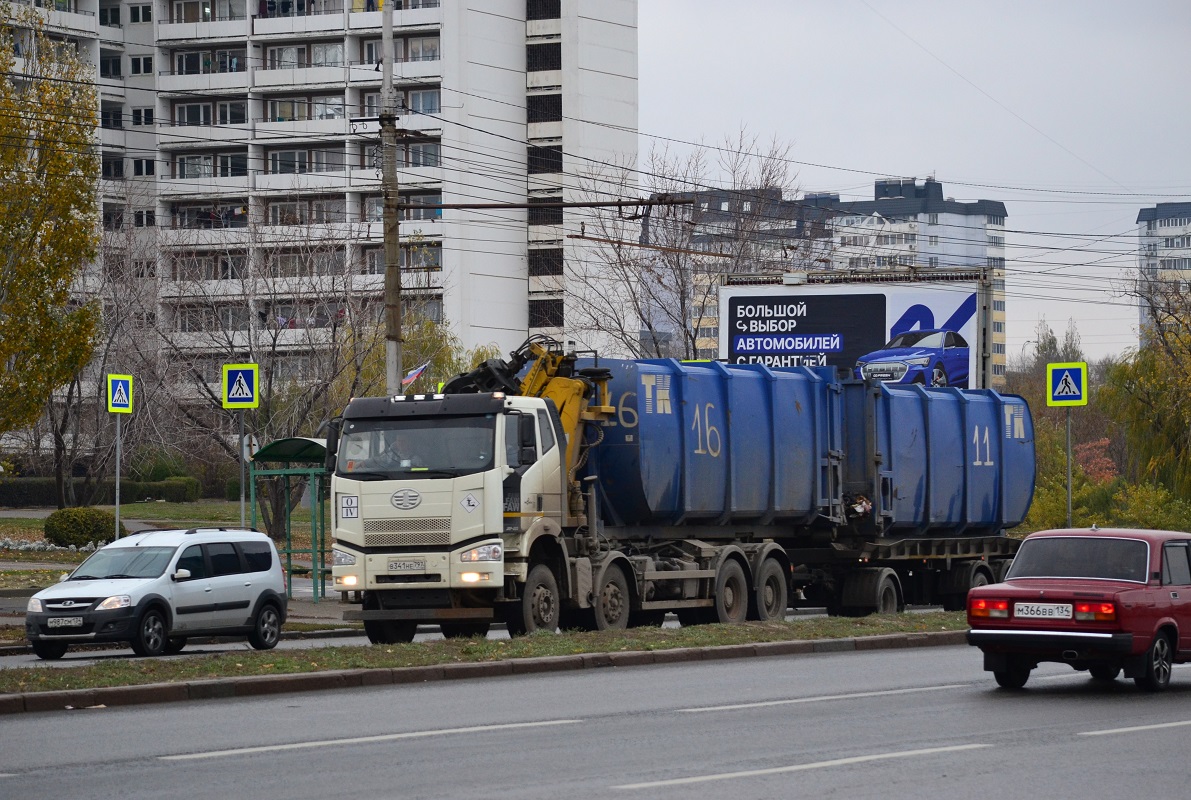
[363, 517, 451, 547]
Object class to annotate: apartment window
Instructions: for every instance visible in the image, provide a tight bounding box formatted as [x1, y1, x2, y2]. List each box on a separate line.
[175, 103, 212, 126]
[993, 364, 1006, 376]
[133, 209, 155, 227]
[177, 154, 213, 178]
[173, 0, 212, 22]
[527, 145, 562, 174]
[528, 197, 563, 226]
[408, 36, 439, 61]
[132, 158, 154, 176]
[529, 248, 563, 276]
[362, 92, 381, 117]
[928, 235, 938, 246]
[218, 101, 247, 125]
[993, 300, 1005, 312]
[99, 56, 122, 78]
[987, 235, 1005, 247]
[102, 208, 124, 229]
[216, 254, 247, 279]
[217, 153, 248, 177]
[363, 40, 384, 65]
[310, 198, 347, 223]
[98, 6, 119, 25]
[267, 46, 304, 69]
[129, 4, 152, 22]
[927, 256, 939, 268]
[133, 260, 156, 278]
[216, 48, 245, 72]
[270, 202, 303, 226]
[363, 196, 383, 222]
[102, 158, 124, 180]
[313, 96, 345, 120]
[270, 151, 308, 174]
[527, 93, 562, 123]
[993, 321, 1005, 333]
[993, 278, 1006, 290]
[408, 89, 440, 114]
[529, 298, 564, 328]
[269, 99, 308, 122]
[526, 42, 561, 72]
[408, 142, 440, 167]
[131, 108, 154, 126]
[100, 107, 123, 128]
[405, 193, 442, 221]
[402, 243, 442, 270]
[311, 42, 344, 67]
[987, 214, 1005, 226]
[993, 343, 1006, 355]
[987, 256, 1005, 269]
[926, 213, 938, 225]
[130, 55, 153, 75]
[310, 148, 346, 173]
[527, 0, 561, 20]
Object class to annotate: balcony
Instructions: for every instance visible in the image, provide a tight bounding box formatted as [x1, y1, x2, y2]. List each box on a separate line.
[255, 170, 351, 191]
[255, 64, 346, 89]
[255, 116, 348, 139]
[253, 0, 347, 35]
[158, 69, 250, 95]
[157, 17, 248, 42]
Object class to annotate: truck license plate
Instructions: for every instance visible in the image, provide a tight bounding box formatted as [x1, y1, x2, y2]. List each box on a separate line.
[1014, 603, 1072, 619]
[388, 559, 426, 572]
[47, 617, 83, 628]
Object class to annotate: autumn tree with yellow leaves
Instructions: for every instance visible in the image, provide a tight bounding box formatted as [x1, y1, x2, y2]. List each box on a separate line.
[0, 11, 99, 434]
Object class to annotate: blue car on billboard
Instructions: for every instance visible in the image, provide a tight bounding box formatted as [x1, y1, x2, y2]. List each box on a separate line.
[854, 329, 970, 388]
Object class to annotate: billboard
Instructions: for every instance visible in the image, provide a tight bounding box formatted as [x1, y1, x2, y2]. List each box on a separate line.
[720, 280, 986, 389]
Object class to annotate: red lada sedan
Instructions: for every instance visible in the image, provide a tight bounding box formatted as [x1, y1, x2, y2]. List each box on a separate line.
[967, 527, 1191, 691]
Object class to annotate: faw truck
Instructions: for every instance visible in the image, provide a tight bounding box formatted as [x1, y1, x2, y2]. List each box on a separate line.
[326, 336, 1034, 642]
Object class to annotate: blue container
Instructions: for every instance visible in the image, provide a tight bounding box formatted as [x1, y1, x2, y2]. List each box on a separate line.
[580, 359, 1035, 536]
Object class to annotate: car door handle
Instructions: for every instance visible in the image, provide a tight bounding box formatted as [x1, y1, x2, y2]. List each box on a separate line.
[204, 587, 213, 593]
[1172, 592, 1180, 599]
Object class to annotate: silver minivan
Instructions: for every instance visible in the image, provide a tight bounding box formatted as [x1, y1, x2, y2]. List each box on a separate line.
[25, 528, 287, 660]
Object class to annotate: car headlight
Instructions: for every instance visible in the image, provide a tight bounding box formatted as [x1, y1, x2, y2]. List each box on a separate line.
[333, 549, 357, 567]
[96, 595, 132, 610]
[904, 357, 931, 366]
[460, 544, 502, 562]
[855, 361, 867, 368]
[27, 597, 43, 613]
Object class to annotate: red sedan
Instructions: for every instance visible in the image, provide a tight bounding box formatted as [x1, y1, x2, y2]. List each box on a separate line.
[967, 527, 1191, 690]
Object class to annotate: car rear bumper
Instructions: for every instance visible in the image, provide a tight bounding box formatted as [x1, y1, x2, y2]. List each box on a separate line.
[967, 628, 1135, 655]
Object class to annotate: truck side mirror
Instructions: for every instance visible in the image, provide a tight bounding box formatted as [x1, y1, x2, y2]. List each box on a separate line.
[324, 418, 341, 473]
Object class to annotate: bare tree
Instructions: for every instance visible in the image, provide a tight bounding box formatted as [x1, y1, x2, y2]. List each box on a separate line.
[568, 130, 808, 359]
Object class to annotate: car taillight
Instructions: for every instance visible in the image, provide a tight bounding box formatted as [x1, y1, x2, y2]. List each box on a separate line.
[1074, 602, 1116, 621]
[970, 598, 1009, 618]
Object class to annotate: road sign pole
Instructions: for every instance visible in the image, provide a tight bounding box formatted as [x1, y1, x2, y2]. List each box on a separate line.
[1066, 407, 1072, 528]
[114, 415, 122, 539]
[239, 409, 246, 528]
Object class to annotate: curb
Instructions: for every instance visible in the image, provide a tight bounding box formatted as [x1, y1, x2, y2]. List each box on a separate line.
[0, 627, 362, 658]
[0, 630, 968, 715]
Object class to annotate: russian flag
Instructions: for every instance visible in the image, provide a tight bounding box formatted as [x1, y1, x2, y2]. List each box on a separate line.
[401, 361, 432, 387]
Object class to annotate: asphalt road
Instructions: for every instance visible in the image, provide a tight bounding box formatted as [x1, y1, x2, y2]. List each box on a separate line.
[3, 644, 1191, 799]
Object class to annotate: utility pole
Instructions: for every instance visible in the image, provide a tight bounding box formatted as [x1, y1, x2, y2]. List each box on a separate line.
[381, 0, 402, 395]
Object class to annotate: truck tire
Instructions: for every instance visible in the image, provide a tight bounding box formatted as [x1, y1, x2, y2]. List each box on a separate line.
[506, 563, 560, 636]
[714, 559, 749, 624]
[751, 558, 788, 622]
[942, 564, 992, 611]
[593, 565, 631, 630]
[841, 568, 902, 616]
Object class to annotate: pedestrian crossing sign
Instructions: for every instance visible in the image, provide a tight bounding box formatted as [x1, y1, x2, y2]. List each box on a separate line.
[222, 363, 259, 409]
[106, 374, 133, 414]
[1047, 362, 1088, 407]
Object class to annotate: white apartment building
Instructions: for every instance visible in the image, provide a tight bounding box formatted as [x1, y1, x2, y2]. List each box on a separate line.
[1136, 201, 1191, 334]
[36, 0, 637, 387]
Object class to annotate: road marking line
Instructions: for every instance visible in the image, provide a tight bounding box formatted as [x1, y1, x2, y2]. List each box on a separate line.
[1080, 720, 1191, 736]
[613, 744, 992, 789]
[678, 684, 968, 713]
[159, 719, 582, 761]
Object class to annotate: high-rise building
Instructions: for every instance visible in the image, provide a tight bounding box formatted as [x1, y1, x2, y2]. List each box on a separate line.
[43, 0, 637, 387]
[1136, 201, 1191, 336]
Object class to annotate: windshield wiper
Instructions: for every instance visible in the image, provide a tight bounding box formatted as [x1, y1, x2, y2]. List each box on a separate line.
[103, 574, 138, 580]
[68, 575, 99, 581]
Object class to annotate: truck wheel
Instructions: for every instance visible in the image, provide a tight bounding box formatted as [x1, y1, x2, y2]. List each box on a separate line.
[714, 559, 749, 624]
[751, 559, 788, 622]
[507, 564, 560, 636]
[594, 566, 631, 630]
[439, 622, 491, 639]
[875, 574, 899, 614]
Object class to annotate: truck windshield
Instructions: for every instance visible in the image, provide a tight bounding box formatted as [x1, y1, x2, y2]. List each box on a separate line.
[1006, 537, 1148, 583]
[336, 415, 496, 478]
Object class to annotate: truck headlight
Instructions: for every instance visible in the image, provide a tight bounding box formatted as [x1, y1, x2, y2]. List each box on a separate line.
[27, 597, 43, 613]
[333, 549, 357, 567]
[460, 544, 502, 562]
[97, 595, 131, 610]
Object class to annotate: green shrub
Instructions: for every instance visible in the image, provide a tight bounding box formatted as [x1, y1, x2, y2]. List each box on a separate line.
[43, 507, 126, 548]
[225, 477, 241, 502]
[131, 451, 188, 483]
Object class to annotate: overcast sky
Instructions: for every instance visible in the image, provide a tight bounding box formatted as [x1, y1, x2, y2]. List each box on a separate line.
[637, 0, 1191, 363]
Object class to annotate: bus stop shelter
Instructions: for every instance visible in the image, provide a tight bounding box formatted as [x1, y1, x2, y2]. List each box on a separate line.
[249, 436, 329, 602]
